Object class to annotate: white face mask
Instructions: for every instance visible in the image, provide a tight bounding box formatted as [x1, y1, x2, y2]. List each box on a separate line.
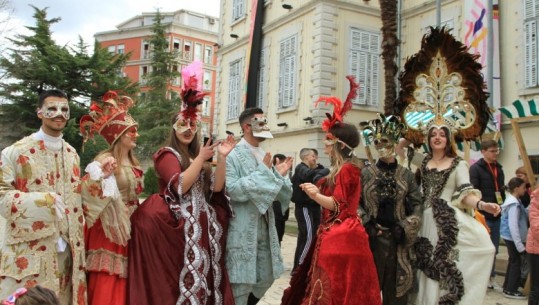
[173, 116, 199, 134]
[250, 116, 273, 139]
[38, 101, 70, 120]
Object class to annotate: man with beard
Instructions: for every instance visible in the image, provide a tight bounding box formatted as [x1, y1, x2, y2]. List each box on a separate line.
[359, 114, 422, 305]
[0, 89, 114, 304]
[225, 107, 293, 305]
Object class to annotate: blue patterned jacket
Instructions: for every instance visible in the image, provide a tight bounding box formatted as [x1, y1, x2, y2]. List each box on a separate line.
[225, 141, 292, 284]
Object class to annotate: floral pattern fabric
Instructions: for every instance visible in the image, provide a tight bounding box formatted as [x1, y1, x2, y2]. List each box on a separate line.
[0, 135, 87, 305]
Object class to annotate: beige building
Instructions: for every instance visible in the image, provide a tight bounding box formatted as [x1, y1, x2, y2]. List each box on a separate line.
[215, 0, 539, 178]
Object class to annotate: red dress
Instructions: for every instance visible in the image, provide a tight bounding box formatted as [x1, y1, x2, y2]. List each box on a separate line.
[127, 148, 234, 305]
[84, 165, 144, 305]
[282, 163, 381, 305]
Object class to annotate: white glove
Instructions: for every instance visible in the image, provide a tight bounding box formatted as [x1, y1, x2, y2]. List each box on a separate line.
[53, 194, 66, 220]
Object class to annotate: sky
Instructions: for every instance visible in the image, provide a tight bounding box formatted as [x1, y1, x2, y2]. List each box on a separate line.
[2, 0, 220, 48]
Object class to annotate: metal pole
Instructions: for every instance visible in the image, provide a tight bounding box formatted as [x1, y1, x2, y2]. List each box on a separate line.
[436, 0, 441, 26]
[487, 0, 494, 107]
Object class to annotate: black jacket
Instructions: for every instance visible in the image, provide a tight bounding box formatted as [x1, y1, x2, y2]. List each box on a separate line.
[469, 158, 505, 220]
[291, 163, 329, 206]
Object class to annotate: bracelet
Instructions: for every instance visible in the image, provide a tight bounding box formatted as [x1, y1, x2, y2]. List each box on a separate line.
[479, 201, 484, 210]
[475, 200, 482, 210]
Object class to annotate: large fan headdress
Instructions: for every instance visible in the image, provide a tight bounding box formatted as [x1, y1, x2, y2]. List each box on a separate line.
[395, 27, 491, 145]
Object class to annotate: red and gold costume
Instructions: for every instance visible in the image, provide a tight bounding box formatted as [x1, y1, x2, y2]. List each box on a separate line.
[80, 91, 143, 305]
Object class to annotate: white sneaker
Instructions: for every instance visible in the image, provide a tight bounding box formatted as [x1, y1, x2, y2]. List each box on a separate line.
[488, 279, 502, 291]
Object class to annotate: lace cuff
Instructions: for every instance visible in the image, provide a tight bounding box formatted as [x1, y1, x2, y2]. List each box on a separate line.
[85, 161, 120, 199]
[451, 184, 481, 212]
[85, 161, 105, 180]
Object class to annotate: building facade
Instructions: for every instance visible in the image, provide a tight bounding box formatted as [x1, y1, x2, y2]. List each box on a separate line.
[214, 0, 539, 178]
[95, 9, 219, 137]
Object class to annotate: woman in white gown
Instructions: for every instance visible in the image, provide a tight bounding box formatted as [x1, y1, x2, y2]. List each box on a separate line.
[406, 126, 500, 305]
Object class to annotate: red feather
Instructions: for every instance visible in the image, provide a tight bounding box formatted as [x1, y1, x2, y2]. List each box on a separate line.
[315, 76, 359, 131]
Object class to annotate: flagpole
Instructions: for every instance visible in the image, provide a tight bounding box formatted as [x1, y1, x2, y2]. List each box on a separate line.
[486, 0, 494, 107]
[436, 0, 441, 26]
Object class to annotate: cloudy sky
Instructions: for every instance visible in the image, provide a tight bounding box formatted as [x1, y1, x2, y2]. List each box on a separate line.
[3, 0, 220, 48]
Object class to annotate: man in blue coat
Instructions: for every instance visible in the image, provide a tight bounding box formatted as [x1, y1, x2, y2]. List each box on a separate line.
[225, 107, 293, 305]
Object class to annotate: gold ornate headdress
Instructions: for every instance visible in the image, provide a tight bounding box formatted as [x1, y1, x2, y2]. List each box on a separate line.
[360, 113, 406, 146]
[395, 27, 491, 145]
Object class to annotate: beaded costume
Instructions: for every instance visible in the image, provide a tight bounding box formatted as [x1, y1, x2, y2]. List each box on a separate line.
[396, 27, 495, 305]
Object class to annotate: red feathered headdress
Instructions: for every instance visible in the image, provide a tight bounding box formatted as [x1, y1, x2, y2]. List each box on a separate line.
[315, 75, 359, 131]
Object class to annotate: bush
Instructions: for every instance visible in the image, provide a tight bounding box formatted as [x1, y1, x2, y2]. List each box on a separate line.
[143, 166, 159, 196]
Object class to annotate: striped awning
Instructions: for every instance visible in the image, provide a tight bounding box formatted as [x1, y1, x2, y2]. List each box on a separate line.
[500, 99, 539, 120]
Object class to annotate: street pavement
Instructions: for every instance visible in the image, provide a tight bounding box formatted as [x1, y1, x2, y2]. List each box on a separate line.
[259, 233, 528, 305]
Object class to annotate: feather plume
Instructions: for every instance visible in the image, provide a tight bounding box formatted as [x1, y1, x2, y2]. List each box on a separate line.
[395, 27, 491, 145]
[315, 76, 359, 131]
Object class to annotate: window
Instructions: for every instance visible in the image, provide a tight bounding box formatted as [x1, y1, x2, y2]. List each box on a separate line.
[525, 0, 539, 87]
[142, 41, 150, 59]
[173, 39, 181, 50]
[349, 28, 380, 106]
[194, 43, 203, 61]
[107, 46, 115, 54]
[184, 41, 192, 60]
[256, 47, 268, 109]
[278, 35, 297, 108]
[140, 66, 149, 85]
[228, 59, 242, 120]
[204, 70, 211, 90]
[172, 65, 180, 86]
[202, 96, 210, 116]
[204, 46, 213, 64]
[117, 44, 125, 54]
[232, 0, 245, 21]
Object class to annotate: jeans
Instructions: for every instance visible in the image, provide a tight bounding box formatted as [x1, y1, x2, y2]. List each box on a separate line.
[486, 218, 501, 277]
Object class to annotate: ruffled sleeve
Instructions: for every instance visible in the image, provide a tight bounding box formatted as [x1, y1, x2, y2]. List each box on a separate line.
[451, 160, 481, 211]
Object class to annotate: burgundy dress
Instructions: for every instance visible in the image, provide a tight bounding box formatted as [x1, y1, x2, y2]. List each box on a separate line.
[127, 148, 234, 305]
[282, 163, 381, 305]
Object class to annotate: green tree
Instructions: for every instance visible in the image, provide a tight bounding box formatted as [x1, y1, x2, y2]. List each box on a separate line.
[0, 6, 138, 149]
[134, 10, 181, 158]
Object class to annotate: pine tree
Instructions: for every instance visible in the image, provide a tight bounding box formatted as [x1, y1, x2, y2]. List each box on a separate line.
[0, 6, 138, 148]
[134, 10, 181, 158]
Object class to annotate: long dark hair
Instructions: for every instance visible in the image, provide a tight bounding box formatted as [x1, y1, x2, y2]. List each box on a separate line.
[426, 126, 457, 158]
[165, 115, 212, 201]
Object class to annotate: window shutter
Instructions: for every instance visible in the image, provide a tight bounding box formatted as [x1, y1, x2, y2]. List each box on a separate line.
[525, 20, 537, 87]
[349, 28, 380, 106]
[279, 35, 297, 108]
[228, 60, 241, 120]
[256, 48, 267, 109]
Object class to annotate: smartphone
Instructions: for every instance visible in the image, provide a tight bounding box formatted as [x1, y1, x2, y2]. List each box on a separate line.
[203, 136, 214, 162]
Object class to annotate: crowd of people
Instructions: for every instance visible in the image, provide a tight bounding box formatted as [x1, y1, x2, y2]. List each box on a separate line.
[2, 30, 539, 305]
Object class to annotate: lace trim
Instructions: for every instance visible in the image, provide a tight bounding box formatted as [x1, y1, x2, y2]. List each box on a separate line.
[414, 156, 464, 304]
[86, 249, 128, 278]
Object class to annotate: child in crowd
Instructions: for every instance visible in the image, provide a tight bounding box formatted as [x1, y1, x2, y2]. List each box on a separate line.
[500, 177, 529, 299]
[2, 286, 59, 305]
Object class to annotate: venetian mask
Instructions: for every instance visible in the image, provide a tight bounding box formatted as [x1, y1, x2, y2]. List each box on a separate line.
[173, 116, 200, 134]
[374, 136, 396, 159]
[250, 116, 273, 139]
[38, 100, 70, 120]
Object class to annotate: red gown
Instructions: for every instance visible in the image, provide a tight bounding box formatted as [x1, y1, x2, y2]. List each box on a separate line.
[127, 148, 235, 305]
[282, 163, 381, 305]
[84, 165, 144, 305]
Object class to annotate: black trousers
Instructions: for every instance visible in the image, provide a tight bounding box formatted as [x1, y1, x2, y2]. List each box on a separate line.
[529, 253, 539, 305]
[503, 239, 524, 293]
[373, 233, 408, 305]
[272, 201, 289, 244]
[293, 203, 320, 270]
